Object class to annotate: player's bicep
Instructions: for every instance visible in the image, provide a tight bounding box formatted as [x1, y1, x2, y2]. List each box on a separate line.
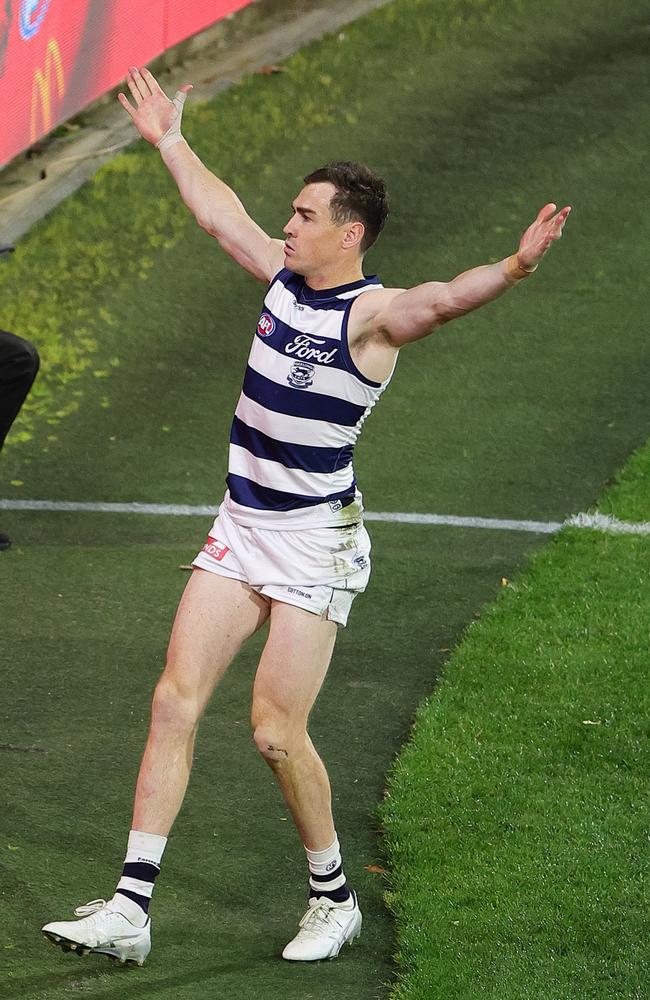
[374, 282, 448, 347]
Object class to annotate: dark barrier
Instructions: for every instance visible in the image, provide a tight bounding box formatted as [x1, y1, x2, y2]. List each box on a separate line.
[0, 0, 254, 168]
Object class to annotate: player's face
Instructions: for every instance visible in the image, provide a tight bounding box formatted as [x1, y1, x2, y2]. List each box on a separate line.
[282, 183, 360, 275]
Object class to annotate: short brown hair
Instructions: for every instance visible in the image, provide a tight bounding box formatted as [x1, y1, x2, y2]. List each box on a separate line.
[303, 161, 389, 253]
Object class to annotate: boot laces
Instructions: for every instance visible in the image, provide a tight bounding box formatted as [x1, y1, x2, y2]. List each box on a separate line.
[299, 898, 343, 935]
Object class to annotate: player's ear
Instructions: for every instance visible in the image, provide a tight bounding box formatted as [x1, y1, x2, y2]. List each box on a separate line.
[342, 221, 365, 250]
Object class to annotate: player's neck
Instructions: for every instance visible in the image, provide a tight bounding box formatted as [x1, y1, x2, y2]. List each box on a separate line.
[304, 263, 365, 292]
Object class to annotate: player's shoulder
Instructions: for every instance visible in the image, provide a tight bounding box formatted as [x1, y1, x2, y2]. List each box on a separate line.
[352, 286, 406, 321]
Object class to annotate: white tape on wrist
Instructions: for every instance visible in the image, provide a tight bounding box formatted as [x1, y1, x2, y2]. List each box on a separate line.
[156, 89, 189, 152]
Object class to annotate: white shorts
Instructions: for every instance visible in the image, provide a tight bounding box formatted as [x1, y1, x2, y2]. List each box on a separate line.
[191, 504, 371, 627]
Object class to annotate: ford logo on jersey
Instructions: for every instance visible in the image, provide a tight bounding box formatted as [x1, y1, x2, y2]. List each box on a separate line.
[287, 360, 315, 389]
[257, 312, 275, 337]
[285, 333, 338, 364]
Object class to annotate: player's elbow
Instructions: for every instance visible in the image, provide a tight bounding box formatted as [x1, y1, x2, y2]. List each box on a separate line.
[195, 208, 219, 238]
[195, 215, 240, 257]
[194, 199, 238, 239]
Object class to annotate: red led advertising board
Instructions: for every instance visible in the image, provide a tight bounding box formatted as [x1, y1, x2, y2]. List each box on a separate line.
[0, 0, 254, 168]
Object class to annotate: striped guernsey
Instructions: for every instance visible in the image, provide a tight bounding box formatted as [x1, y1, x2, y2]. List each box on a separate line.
[223, 267, 396, 529]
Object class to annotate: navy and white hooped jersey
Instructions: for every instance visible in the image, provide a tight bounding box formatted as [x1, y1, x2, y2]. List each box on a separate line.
[223, 267, 396, 529]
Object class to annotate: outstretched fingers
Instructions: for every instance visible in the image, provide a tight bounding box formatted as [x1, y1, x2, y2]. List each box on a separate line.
[117, 92, 136, 118]
[135, 65, 193, 101]
[126, 69, 143, 105]
[127, 65, 150, 103]
[535, 204, 571, 242]
[140, 66, 166, 96]
[536, 202, 557, 224]
[553, 205, 572, 235]
[122, 67, 193, 113]
[519, 201, 572, 269]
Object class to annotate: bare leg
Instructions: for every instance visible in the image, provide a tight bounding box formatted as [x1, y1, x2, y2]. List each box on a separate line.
[132, 570, 269, 836]
[251, 601, 338, 851]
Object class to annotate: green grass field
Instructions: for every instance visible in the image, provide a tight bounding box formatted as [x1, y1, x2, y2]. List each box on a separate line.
[382, 470, 650, 999]
[1, 0, 648, 997]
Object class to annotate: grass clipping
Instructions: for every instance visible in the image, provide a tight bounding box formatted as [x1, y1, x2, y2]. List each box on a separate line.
[381, 470, 650, 999]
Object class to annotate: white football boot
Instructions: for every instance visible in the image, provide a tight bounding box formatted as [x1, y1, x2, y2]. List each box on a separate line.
[282, 891, 362, 961]
[42, 898, 151, 966]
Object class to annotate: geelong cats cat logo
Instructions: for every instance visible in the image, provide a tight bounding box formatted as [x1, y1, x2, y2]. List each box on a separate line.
[287, 360, 315, 388]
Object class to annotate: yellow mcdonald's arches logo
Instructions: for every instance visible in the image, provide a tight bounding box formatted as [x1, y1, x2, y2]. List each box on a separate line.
[30, 38, 65, 142]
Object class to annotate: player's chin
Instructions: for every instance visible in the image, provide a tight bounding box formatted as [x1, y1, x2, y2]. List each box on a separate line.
[285, 252, 304, 274]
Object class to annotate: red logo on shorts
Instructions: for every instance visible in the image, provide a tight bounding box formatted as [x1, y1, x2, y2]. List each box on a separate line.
[201, 536, 230, 561]
[257, 312, 276, 337]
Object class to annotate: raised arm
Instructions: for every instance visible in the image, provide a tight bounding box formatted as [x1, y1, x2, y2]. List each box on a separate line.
[368, 203, 571, 348]
[118, 66, 285, 283]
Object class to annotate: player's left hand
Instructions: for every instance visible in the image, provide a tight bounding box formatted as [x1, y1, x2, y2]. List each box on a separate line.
[517, 203, 571, 271]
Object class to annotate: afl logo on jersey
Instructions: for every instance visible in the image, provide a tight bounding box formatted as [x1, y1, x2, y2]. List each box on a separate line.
[257, 312, 275, 338]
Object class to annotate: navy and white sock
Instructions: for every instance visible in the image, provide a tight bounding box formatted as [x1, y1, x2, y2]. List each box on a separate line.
[306, 836, 352, 905]
[111, 829, 167, 926]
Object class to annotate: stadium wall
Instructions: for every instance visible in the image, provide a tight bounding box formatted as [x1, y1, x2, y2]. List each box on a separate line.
[0, 0, 255, 168]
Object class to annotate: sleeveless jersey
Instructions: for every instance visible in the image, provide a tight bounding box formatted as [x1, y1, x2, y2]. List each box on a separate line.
[222, 267, 396, 529]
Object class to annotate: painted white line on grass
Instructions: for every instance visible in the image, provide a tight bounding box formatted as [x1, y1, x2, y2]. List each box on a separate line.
[0, 499, 218, 516]
[364, 511, 562, 533]
[0, 498, 559, 530]
[2, 498, 649, 535]
[566, 512, 650, 535]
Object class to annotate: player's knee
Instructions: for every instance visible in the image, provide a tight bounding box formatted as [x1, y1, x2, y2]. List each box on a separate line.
[151, 670, 200, 732]
[252, 720, 295, 764]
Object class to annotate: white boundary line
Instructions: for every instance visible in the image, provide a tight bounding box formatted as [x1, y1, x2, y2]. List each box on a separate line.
[565, 512, 650, 536]
[0, 499, 219, 516]
[365, 511, 561, 533]
[1, 499, 649, 535]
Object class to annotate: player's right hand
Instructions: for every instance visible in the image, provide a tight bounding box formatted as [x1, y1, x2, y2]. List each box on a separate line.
[118, 66, 193, 146]
[517, 203, 571, 271]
